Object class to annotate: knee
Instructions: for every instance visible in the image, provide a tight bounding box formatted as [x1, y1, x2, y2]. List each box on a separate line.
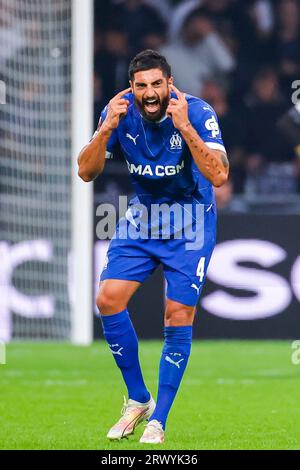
[96, 286, 124, 315]
[164, 301, 195, 327]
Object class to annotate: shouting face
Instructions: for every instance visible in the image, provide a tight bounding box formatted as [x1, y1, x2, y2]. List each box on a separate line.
[130, 69, 173, 122]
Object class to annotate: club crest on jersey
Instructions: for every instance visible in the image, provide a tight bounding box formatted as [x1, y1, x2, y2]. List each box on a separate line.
[170, 132, 182, 150]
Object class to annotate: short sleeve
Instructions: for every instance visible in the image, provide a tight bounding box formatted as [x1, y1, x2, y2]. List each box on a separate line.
[189, 101, 227, 154]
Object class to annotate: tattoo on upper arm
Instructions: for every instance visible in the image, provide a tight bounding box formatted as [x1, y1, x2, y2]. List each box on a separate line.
[220, 152, 229, 169]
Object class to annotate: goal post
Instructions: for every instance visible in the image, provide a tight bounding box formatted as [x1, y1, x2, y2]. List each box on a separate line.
[71, 0, 94, 345]
[0, 0, 94, 344]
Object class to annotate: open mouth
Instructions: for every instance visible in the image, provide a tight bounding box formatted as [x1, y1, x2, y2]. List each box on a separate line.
[143, 98, 160, 114]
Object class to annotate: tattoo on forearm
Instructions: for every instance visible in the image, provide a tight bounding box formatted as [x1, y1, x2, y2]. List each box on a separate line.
[182, 121, 191, 131]
[186, 128, 228, 180]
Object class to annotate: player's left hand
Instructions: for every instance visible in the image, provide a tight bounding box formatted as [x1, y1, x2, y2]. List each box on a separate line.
[167, 84, 189, 132]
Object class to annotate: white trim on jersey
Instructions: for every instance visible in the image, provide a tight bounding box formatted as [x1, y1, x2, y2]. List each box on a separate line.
[204, 142, 227, 153]
[105, 151, 113, 159]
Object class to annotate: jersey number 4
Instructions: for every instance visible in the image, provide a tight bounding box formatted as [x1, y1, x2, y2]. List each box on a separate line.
[196, 257, 206, 283]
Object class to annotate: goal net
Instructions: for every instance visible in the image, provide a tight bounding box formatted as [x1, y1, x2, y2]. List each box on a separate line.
[0, 0, 92, 342]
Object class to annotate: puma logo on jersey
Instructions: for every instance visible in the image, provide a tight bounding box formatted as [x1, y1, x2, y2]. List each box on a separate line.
[109, 344, 124, 356]
[165, 355, 184, 369]
[191, 283, 201, 295]
[126, 133, 139, 145]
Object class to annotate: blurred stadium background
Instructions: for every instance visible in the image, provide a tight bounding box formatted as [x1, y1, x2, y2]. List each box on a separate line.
[1, 0, 300, 450]
[1, 0, 300, 343]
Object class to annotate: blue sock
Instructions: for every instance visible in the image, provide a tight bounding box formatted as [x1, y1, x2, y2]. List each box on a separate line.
[150, 326, 192, 429]
[100, 309, 150, 404]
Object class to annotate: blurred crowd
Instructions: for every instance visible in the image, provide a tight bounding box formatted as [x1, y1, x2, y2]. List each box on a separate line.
[94, 0, 300, 201]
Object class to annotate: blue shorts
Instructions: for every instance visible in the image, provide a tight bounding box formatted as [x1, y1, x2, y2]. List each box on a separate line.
[100, 203, 217, 307]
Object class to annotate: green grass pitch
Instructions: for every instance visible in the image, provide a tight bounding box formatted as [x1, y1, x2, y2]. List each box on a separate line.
[0, 340, 299, 450]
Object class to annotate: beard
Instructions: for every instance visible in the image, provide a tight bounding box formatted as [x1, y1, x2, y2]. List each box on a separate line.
[135, 93, 170, 122]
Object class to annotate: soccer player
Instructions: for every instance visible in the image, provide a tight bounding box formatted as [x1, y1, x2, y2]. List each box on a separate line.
[78, 50, 229, 444]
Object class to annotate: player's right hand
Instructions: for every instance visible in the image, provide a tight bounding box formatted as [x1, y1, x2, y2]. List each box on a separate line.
[104, 87, 132, 130]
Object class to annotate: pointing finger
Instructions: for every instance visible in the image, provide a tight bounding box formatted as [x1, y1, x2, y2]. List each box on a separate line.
[113, 87, 132, 100]
[169, 84, 185, 100]
[116, 99, 129, 105]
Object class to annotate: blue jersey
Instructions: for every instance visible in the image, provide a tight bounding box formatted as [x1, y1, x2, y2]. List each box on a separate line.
[99, 93, 223, 305]
[100, 92, 226, 208]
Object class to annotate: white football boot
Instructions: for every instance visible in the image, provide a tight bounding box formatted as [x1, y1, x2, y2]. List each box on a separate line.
[139, 419, 165, 444]
[107, 395, 156, 440]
